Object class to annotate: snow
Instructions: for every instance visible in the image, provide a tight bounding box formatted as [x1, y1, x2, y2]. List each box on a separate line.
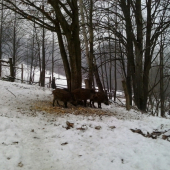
[0, 80, 170, 170]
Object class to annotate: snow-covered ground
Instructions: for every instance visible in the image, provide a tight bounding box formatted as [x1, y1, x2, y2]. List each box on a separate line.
[0, 80, 170, 170]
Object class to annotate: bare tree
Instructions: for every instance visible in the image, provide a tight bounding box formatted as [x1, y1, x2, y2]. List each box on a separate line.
[100, 0, 170, 111]
[2, 0, 82, 90]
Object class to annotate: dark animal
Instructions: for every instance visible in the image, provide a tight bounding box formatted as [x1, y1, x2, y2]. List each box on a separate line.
[72, 88, 95, 107]
[52, 88, 75, 108]
[63, 88, 69, 92]
[90, 92, 109, 108]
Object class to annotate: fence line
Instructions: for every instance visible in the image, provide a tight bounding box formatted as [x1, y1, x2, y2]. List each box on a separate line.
[0, 58, 23, 83]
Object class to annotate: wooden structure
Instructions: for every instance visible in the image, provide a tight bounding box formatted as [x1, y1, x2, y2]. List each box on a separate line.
[0, 58, 24, 83]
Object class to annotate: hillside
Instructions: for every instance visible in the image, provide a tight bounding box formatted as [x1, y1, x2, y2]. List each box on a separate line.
[0, 80, 170, 170]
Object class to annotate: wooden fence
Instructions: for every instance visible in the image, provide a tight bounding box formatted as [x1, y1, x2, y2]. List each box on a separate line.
[0, 58, 24, 82]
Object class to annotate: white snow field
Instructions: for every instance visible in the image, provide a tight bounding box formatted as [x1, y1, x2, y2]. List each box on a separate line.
[0, 80, 170, 170]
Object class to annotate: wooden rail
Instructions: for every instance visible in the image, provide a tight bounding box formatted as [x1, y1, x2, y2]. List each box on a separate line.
[0, 58, 24, 83]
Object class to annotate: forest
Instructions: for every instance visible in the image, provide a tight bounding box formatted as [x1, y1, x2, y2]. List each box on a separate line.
[0, 0, 170, 116]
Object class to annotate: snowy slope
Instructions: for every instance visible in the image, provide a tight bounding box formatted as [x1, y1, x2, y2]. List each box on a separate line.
[0, 80, 170, 170]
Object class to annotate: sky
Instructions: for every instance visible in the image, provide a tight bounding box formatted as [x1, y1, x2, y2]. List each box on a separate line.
[0, 79, 170, 170]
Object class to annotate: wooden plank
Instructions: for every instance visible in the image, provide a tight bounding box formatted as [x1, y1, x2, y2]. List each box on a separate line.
[0, 59, 9, 63]
[1, 64, 9, 67]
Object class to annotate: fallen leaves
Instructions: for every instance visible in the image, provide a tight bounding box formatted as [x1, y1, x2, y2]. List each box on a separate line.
[130, 128, 170, 141]
[61, 142, 68, 145]
[66, 121, 74, 129]
[162, 135, 170, 140]
[109, 126, 116, 129]
[31, 129, 34, 132]
[95, 126, 101, 130]
[18, 162, 23, 167]
[31, 100, 113, 116]
[2, 142, 19, 145]
[76, 125, 88, 131]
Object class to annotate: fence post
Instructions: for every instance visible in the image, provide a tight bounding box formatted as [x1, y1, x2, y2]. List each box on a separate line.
[9, 58, 14, 82]
[51, 77, 56, 89]
[84, 78, 90, 89]
[49, 76, 51, 88]
[21, 64, 23, 83]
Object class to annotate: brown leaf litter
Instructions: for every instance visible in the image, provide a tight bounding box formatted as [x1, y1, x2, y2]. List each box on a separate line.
[31, 100, 112, 116]
[130, 128, 170, 141]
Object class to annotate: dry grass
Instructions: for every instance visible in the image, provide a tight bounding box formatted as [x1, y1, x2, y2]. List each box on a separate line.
[31, 100, 112, 116]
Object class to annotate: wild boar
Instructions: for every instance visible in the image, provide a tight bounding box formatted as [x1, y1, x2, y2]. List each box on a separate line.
[71, 88, 95, 107]
[90, 92, 109, 108]
[52, 88, 75, 108]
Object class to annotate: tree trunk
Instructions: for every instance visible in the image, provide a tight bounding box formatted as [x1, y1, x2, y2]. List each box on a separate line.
[12, 8, 17, 79]
[142, 0, 152, 111]
[55, 0, 82, 91]
[122, 80, 131, 110]
[51, 32, 54, 79]
[9, 58, 14, 82]
[68, 36, 82, 90]
[55, 22, 71, 90]
[160, 32, 165, 117]
[79, 0, 93, 89]
[0, 0, 4, 77]
[40, 20, 45, 87]
[120, 0, 133, 106]
[99, 42, 105, 90]
[93, 64, 104, 93]
[88, 0, 95, 89]
[29, 25, 35, 84]
[133, 0, 144, 110]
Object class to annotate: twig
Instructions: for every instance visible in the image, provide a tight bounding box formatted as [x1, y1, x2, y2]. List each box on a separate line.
[6, 88, 16, 98]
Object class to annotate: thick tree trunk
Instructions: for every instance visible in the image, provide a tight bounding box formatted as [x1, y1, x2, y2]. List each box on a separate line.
[55, 0, 82, 91]
[142, 0, 152, 112]
[133, 0, 145, 110]
[68, 37, 82, 91]
[120, 0, 134, 106]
